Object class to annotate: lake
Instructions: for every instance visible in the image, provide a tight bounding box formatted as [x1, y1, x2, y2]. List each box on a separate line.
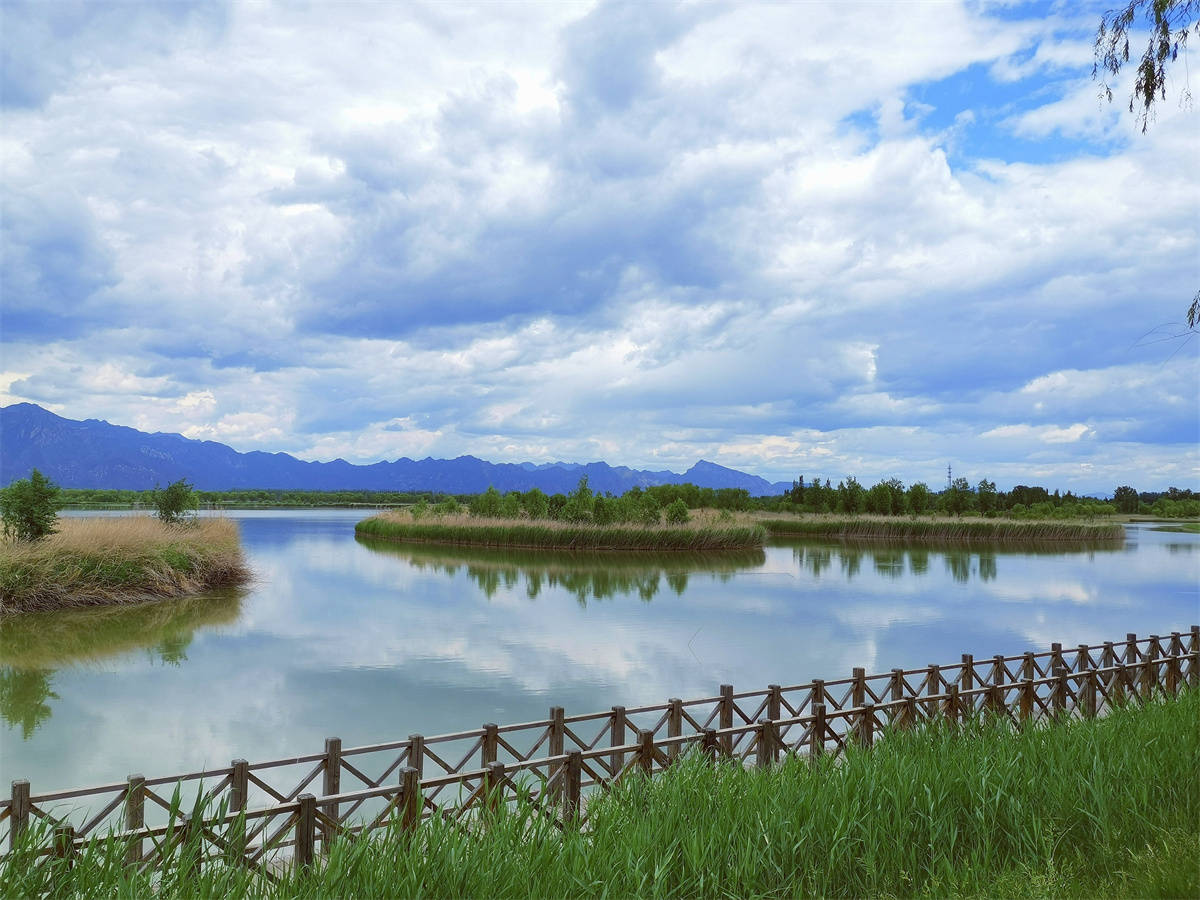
[1, 511, 1196, 794]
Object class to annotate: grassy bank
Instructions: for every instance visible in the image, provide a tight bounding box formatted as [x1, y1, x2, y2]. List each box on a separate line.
[356, 511, 766, 552]
[4, 691, 1195, 898]
[0, 517, 250, 615]
[758, 513, 1126, 543]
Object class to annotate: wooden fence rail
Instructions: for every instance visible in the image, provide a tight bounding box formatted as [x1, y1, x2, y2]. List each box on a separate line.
[3, 626, 1196, 877]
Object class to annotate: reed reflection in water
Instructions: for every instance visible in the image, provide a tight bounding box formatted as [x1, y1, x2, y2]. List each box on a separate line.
[356, 536, 766, 605]
[0, 591, 244, 738]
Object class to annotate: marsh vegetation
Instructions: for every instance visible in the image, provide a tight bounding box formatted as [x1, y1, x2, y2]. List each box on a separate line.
[0, 517, 250, 614]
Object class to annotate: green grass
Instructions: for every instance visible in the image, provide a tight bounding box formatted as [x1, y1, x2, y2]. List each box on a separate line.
[1152, 522, 1200, 534]
[356, 512, 767, 552]
[0, 517, 250, 615]
[5, 691, 1196, 899]
[759, 515, 1125, 543]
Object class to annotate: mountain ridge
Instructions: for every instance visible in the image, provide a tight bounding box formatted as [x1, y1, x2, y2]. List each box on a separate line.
[0, 403, 791, 496]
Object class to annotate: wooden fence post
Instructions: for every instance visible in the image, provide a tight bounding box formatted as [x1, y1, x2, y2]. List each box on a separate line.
[295, 794, 315, 873]
[1125, 633, 1138, 666]
[229, 759, 248, 861]
[482, 723, 499, 767]
[1083, 670, 1098, 718]
[638, 729, 655, 775]
[901, 696, 917, 730]
[53, 825, 75, 868]
[1102, 642, 1116, 697]
[400, 766, 421, 832]
[1114, 662, 1129, 706]
[1144, 636, 1160, 699]
[1191, 626, 1200, 689]
[960, 654, 974, 715]
[1055, 672, 1069, 721]
[852, 668, 866, 708]
[549, 707, 565, 801]
[321, 737, 341, 848]
[1167, 632, 1182, 696]
[1051, 642, 1064, 678]
[926, 665, 940, 718]
[1076, 644, 1091, 674]
[756, 719, 778, 767]
[667, 699, 683, 761]
[857, 703, 874, 749]
[9, 780, 30, 851]
[125, 774, 145, 866]
[810, 704, 826, 761]
[701, 728, 718, 761]
[564, 751, 582, 823]
[486, 761, 506, 815]
[767, 685, 782, 721]
[719, 685, 734, 756]
[408, 735, 425, 779]
[890, 669, 904, 724]
[1019, 678, 1034, 725]
[945, 685, 959, 725]
[610, 706, 626, 778]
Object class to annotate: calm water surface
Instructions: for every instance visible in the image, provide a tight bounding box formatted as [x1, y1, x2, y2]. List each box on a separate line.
[1, 510, 1196, 792]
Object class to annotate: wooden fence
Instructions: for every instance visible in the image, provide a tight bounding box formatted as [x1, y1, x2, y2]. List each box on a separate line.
[2, 627, 1196, 880]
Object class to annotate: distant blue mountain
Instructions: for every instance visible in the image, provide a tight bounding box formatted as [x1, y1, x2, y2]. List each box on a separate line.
[0, 403, 791, 496]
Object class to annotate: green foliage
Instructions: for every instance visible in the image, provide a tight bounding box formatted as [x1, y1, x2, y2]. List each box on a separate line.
[1094, 0, 1200, 133]
[433, 497, 461, 515]
[837, 476, 865, 515]
[521, 489, 549, 519]
[908, 481, 932, 515]
[664, 498, 689, 524]
[410, 498, 429, 520]
[151, 478, 198, 525]
[560, 476, 595, 523]
[355, 515, 765, 551]
[0, 469, 63, 542]
[977, 478, 998, 516]
[1112, 485, 1139, 514]
[470, 486, 502, 518]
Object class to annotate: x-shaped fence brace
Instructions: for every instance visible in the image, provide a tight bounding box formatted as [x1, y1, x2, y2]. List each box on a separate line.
[4, 627, 1196, 876]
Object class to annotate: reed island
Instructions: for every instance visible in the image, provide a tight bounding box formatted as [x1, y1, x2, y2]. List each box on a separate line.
[0, 472, 249, 615]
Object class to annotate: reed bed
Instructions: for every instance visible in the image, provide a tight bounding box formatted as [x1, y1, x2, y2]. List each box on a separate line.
[0, 517, 250, 615]
[757, 514, 1125, 543]
[356, 512, 766, 552]
[4, 691, 1195, 898]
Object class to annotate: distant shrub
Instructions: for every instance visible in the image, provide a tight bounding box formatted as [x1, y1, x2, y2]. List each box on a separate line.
[151, 478, 198, 525]
[411, 498, 429, 520]
[637, 494, 662, 526]
[665, 498, 690, 524]
[0, 469, 63, 542]
[433, 497, 461, 516]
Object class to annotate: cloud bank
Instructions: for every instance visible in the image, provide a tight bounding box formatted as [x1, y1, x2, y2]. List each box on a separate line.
[2, 0, 1196, 492]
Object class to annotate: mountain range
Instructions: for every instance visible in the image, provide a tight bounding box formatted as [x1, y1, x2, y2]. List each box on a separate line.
[0, 403, 791, 496]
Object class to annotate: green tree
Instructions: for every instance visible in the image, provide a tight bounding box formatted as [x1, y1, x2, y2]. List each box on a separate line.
[522, 488, 549, 520]
[1113, 485, 1140, 513]
[561, 476, 596, 523]
[151, 478, 198, 525]
[470, 486, 502, 518]
[665, 498, 690, 524]
[907, 482, 933, 515]
[942, 477, 975, 516]
[838, 476, 864, 515]
[977, 479, 998, 517]
[0, 469, 63, 541]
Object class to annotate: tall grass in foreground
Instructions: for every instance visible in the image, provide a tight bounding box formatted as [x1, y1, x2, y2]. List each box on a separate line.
[5, 692, 1196, 899]
[356, 512, 766, 551]
[758, 514, 1125, 543]
[0, 517, 249, 614]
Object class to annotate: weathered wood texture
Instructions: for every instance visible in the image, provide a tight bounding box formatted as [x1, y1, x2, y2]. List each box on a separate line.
[3, 628, 1195, 875]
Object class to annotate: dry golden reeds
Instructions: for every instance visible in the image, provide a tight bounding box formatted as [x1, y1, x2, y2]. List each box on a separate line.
[0, 516, 250, 615]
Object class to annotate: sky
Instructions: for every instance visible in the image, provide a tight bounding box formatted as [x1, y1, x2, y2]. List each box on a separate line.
[1, 0, 1197, 494]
